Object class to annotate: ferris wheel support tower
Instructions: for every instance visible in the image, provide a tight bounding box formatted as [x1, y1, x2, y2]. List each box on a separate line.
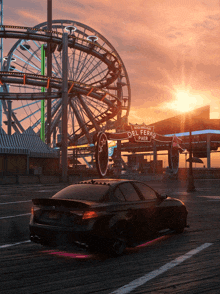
[0, 0, 3, 127]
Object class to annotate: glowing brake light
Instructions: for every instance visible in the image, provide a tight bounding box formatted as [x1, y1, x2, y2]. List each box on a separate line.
[31, 205, 40, 215]
[82, 211, 98, 220]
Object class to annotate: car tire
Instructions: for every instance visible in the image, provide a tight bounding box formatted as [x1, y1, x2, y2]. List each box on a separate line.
[109, 223, 128, 256]
[173, 211, 187, 234]
[110, 238, 126, 256]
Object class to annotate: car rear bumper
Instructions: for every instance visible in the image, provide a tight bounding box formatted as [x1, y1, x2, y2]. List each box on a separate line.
[29, 223, 96, 247]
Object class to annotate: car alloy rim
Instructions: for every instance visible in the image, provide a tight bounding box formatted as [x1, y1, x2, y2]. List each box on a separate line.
[112, 239, 126, 255]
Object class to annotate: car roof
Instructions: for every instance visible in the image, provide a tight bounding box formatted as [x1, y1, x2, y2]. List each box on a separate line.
[78, 178, 131, 187]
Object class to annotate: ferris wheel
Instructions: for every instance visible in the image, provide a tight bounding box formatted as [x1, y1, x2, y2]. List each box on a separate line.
[1, 20, 131, 145]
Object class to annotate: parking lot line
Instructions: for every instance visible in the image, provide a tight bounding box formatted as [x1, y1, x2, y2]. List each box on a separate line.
[198, 196, 220, 200]
[0, 213, 31, 220]
[0, 200, 32, 205]
[0, 240, 31, 249]
[111, 243, 213, 294]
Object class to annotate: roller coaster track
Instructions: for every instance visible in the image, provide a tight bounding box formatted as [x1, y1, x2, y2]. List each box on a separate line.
[0, 72, 121, 107]
[0, 25, 121, 89]
[0, 23, 130, 143]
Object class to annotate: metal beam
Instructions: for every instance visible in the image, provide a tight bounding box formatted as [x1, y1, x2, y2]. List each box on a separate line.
[77, 94, 101, 132]
[69, 99, 92, 144]
[47, 0, 52, 145]
[61, 32, 68, 182]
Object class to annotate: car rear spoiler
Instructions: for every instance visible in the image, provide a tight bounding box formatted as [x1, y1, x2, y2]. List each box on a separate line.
[32, 198, 91, 209]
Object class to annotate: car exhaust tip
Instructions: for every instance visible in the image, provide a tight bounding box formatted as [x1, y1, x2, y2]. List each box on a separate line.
[30, 235, 41, 243]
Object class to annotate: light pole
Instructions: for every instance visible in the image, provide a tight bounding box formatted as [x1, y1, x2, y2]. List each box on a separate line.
[187, 125, 196, 192]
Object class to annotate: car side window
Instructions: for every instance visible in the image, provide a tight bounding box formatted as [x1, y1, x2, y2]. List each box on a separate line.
[119, 183, 141, 202]
[134, 182, 157, 200]
[114, 187, 126, 201]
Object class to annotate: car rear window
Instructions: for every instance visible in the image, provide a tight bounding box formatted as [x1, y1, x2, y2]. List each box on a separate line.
[52, 184, 109, 202]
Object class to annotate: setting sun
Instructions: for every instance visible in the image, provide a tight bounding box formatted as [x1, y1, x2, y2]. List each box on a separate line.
[165, 90, 205, 113]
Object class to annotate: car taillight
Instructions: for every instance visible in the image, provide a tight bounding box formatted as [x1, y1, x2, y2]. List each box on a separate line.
[70, 210, 99, 220]
[82, 211, 98, 220]
[31, 205, 40, 215]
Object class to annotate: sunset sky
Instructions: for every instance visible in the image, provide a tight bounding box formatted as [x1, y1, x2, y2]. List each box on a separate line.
[3, 0, 220, 125]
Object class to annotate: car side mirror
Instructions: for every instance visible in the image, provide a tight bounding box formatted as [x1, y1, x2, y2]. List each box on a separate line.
[159, 194, 167, 200]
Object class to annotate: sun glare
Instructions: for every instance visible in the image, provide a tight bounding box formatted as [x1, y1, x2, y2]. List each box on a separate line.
[166, 90, 205, 113]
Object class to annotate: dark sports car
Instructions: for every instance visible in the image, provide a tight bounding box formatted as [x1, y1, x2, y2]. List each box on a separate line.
[30, 179, 188, 255]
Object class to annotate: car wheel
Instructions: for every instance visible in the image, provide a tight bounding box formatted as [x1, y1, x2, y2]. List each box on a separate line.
[109, 223, 128, 256]
[173, 212, 187, 234]
[111, 238, 126, 256]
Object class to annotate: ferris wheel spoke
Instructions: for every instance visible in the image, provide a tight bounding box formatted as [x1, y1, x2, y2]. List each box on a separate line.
[15, 47, 41, 72]
[83, 96, 107, 116]
[50, 107, 62, 135]
[74, 48, 86, 83]
[11, 67, 25, 73]
[24, 40, 42, 62]
[69, 49, 76, 80]
[69, 99, 92, 143]
[19, 107, 41, 123]
[52, 52, 62, 77]
[83, 66, 108, 85]
[75, 98, 89, 123]
[11, 111, 24, 133]
[34, 99, 61, 135]
[77, 95, 101, 131]
[12, 100, 41, 111]
[74, 51, 91, 82]
[20, 42, 41, 63]
[13, 53, 41, 73]
[69, 104, 75, 133]
[51, 99, 62, 121]
[79, 59, 103, 84]
[77, 40, 106, 83]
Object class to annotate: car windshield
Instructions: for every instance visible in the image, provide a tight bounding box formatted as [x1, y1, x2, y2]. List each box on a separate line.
[52, 184, 109, 202]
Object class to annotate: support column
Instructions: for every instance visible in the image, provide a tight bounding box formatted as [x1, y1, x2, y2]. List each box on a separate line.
[207, 134, 211, 169]
[115, 76, 122, 177]
[153, 140, 157, 173]
[8, 100, 12, 135]
[61, 33, 68, 182]
[40, 44, 45, 142]
[53, 128, 56, 148]
[46, 0, 52, 145]
[26, 154, 29, 175]
[187, 129, 195, 192]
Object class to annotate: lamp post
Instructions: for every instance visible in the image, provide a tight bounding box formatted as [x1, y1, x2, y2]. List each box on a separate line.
[187, 126, 196, 192]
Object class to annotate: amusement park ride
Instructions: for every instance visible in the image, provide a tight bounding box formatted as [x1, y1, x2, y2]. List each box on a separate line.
[0, 1, 181, 178]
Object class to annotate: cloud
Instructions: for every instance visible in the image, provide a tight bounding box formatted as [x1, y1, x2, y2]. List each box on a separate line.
[3, 0, 220, 126]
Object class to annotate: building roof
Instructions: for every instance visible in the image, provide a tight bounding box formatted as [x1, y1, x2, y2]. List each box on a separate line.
[0, 127, 58, 158]
[148, 105, 220, 135]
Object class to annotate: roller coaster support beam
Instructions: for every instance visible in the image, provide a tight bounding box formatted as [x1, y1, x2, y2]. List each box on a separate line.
[114, 76, 123, 177]
[61, 32, 68, 182]
[47, 0, 52, 145]
[8, 99, 12, 135]
[41, 44, 45, 142]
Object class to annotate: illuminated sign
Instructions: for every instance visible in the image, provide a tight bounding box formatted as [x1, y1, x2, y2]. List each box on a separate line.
[95, 132, 109, 177]
[129, 123, 156, 142]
